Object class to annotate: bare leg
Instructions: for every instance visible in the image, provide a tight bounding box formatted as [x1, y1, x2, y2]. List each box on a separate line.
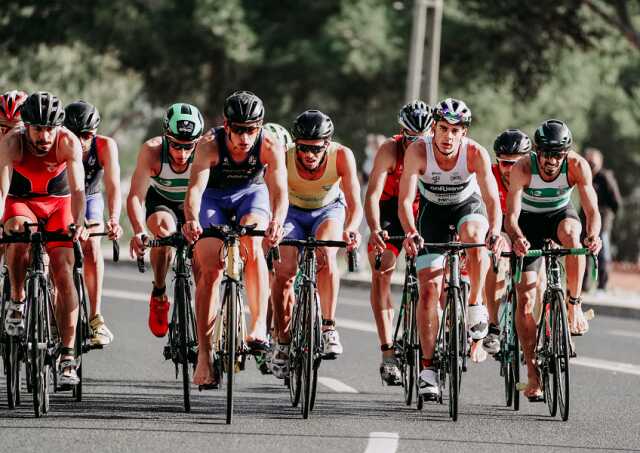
[368, 248, 397, 359]
[516, 270, 541, 397]
[270, 246, 298, 344]
[416, 266, 444, 361]
[557, 218, 589, 334]
[315, 219, 343, 330]
[82, 223, 104, 317]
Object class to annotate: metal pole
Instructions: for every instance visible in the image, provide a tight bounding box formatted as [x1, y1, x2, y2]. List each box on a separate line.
[423, 0, 443, 105]
[406, 0, 428, 102]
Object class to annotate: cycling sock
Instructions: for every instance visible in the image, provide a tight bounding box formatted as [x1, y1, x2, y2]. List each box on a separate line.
[60, 346, 74, 357]
[488, 324, 500, 335]
[322, 319, 335, 329]
[151, 283, 166, 297]
[421, 358, 433, 368]
[381, 343, 394, 352]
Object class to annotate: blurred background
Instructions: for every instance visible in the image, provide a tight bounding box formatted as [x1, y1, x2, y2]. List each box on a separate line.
[1, 0, 639, 269]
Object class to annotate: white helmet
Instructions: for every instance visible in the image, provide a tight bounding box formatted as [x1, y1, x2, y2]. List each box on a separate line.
[433, 98, 472, 127]
[264, 122, 293, 148]
[398, 100, 433, 133]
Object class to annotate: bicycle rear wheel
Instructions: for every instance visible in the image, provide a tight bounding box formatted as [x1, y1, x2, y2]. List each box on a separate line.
[301, 284, 314, 419]
[224, 281, 237, 425]
[554, 294, 570, 421]
[175, 277, 192, 412]
[501, 300, 513, 407]
[5, 336, 21, 408]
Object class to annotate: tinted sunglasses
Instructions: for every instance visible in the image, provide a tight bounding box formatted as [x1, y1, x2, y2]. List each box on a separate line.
[229, 123, 261, 135]
[0, 125, 11, 135]
[79, 131, 96, 141]
[168, 139, 196, 150]
[540, 150, 568, 160]
[496, 158, 519, 167]
[403, 132, 425, 143]
[296, 142, 328, 154]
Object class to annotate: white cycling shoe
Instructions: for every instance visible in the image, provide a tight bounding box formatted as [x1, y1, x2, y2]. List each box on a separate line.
[468, 304, 489, 341]
[418, 368, 439, 400]
[322, 329, 343, 358]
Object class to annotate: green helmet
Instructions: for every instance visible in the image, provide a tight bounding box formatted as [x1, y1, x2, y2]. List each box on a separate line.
[163, 103, 204, 141]
[264, 122, 292, 148]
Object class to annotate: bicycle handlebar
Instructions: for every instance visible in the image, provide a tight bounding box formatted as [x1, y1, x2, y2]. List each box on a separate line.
[507, 248, 598, 284]
[272, 237, 359, 272]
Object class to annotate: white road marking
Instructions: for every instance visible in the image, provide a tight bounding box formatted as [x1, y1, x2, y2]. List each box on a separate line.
[317, 377, 358, 393]
[573, 357, 640, 376]
[364, 432, 399, 453]
[609, 329, 640, 340]
[339, 318, 377, 333]
[103, 288, 148, 301]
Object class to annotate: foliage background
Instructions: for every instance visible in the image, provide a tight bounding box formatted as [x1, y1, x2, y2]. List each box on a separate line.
[1, 0, 639, 259]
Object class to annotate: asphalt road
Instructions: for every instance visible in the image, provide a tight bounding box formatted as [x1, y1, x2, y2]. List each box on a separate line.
[1, 262, 640, 453]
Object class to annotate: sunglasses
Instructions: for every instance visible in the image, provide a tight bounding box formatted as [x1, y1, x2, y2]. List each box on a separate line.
[79, 131, 96, 141]
[168, 139, 196, 150]
[229, 123, 262, 135]
[0, 125, 11, 135]
[403, 132, 425, 143]
[497, 158, 519, 167]
[296, 142, 328, 155]
[540, 150, 568, 160]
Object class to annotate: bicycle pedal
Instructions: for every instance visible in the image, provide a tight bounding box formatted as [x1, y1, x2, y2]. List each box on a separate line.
[163, 345, 172, 360]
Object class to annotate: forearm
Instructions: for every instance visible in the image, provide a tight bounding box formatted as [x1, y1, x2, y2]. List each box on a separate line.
[184, 186, 204, 223]
[270, 186, 288, 225]
[486, 199, 502, 235]
[586, 208, 602, 238]
[71, 190, 86, 225]
[399, 200, 417, 235]
[127, 195, 147, 234]
[344, 202, 363, 232]
[105, 182, 122, 221]
[364, 194, 382, 232]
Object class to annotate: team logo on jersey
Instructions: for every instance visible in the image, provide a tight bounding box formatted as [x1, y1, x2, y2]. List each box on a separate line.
[88, 154, 96, 166]
[432, 175, 440, 183]
[177, 120, 194, 134]
[451, 174, 462, 182]
[44, 161, 57, 173]
[248, 155, 256, 166]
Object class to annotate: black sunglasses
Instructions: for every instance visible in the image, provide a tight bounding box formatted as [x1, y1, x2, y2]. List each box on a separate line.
[296, 143, 327, 155]
[540, 150, 568, 159]
[168, 139, 196, 150]
[79, 131, 96, 141]
[229, 123, 262, 135]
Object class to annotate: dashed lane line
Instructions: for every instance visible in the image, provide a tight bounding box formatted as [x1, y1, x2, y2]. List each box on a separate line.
[317, 377, 359, 393]
[573, 356, 640, 377]
[364, 432, 399, 453]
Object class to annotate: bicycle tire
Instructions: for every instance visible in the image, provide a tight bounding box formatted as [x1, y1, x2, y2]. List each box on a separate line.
[411, 295, 422, 410]
[288, 296, 302, 408]
[309, 290, 321, 412]
[555, 294, 570, 421]
[402, 290, 415, 406]
[176, 277, 192, 412]
[5, 336, 20, 409]
[301, 284, 314, 419]
[72, 281, 88, 402]
[436, 302, 448, 406]
[29, 278, 45, 417]
[460, 281, 470, 373]
[541, 293, 557, 417]
[448, 287, 460, 421]
[224, 281, 237, 425]
[511, 288, 520, 411]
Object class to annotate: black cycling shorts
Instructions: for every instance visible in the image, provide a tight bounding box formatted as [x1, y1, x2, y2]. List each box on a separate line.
[145, 185, 186, 225]
[519, 205, 580, 272]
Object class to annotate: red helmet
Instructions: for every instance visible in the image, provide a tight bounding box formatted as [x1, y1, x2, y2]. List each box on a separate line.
[0, 90, 28, 123]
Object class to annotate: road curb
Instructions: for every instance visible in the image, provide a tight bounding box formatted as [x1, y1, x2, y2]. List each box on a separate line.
[106, 256, 640, 320]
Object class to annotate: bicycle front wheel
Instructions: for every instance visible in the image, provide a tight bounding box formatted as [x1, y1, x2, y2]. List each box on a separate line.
[5, 335, 21, 409]
[175, 277, 192, 412]
[301, 284, 315, 419]
[401, 291, 415, 406]
[447, 288, 461, 421]
[510, 288, 520, 411]
[73, 279, 88, 402]
[554, 295, 571, 421]
[223, 281, 237, 425]
[29, 279, 47, 417]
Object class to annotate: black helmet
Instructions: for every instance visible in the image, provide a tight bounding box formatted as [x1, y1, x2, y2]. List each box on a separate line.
[493, 129, 532, 156]
[64, 100, 101, 134]
[223, 91, 264, 123]
[21, 91, 65, 127]
[398, 100, 433, 134]
[534, 119, 573, 151]
[292, 110, 334, 140]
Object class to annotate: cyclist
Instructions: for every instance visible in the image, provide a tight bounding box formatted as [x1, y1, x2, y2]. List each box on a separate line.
[0, 91, 87, 385]
[269, 110, 362, 378]
[365, 100, 432, 385]
[182, 91, 287, 387]
[483, 129, 531, 354]
[64, 100, 123, 346]
[127, 103, 204, 337]
[505, 119, 601, 401]
[0, 90, 28, 136]
[399, 98, 505, 399]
